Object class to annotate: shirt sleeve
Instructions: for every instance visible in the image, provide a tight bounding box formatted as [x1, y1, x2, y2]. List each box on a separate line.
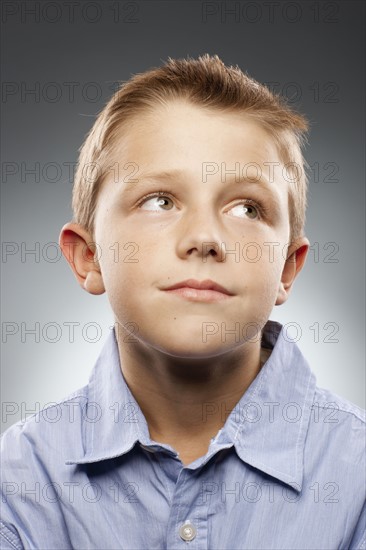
[349, 500, 366, 550]
[0, 522, 24, 550]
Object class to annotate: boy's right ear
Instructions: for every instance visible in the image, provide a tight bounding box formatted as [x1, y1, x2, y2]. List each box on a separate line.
[58, 223, 105, 295]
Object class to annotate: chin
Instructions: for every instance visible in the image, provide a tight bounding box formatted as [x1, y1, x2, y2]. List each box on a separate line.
[152, 336, 240, 360]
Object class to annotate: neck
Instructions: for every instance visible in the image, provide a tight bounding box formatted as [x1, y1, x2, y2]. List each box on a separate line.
[115, 326, 266, 447]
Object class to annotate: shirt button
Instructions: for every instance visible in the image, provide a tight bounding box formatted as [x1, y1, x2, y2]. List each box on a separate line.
[179, 521, 197, 542]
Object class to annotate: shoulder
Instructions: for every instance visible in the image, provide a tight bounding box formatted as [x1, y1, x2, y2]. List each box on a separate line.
[0, 387, 90, 546]
[0, 386, 89, 467]
[312, 384, 365, 425]
[305, 384, 365, 471]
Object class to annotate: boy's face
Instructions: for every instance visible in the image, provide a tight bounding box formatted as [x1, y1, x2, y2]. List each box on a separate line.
[61, 101, 308, 358]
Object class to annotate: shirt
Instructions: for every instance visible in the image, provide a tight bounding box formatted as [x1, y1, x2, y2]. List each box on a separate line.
[1, 320, 365, 550]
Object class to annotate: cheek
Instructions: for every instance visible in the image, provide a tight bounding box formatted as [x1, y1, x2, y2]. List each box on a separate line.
[106, 261, 140, 293]
[101, 244, 157, 310]
[245, 251, 285, 298]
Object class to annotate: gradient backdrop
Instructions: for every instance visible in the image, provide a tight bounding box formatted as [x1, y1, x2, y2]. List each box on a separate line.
[1, 0, 365, 432]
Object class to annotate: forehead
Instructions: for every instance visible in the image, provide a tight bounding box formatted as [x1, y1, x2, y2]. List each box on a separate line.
[100, 100, 289, 199]
[113, 100, 280, 164]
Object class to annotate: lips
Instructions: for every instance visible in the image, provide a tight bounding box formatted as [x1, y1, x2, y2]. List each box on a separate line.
[163, 279, 234, 296]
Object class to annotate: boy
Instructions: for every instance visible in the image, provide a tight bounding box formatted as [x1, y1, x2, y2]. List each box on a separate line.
[1, 54, 365, 549]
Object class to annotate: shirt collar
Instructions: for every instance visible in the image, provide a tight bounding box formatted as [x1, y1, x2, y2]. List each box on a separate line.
[65, 321, 316, 491]
[65, 327, 154, 465]
[220, 320, 317, 491]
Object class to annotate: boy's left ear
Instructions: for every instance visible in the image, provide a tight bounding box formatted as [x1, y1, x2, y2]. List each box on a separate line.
[275, 237, 310, 306]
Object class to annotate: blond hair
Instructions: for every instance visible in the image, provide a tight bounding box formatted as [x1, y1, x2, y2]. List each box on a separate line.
[72, 54, 309, 243]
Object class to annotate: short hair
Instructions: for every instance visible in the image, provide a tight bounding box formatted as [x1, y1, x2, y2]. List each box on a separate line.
[72, 54, 309, 243]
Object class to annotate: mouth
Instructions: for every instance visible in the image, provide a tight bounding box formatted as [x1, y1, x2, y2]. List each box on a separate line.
[161, 279, 234, 302]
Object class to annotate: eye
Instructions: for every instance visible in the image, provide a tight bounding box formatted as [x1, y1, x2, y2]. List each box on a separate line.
[138, 192, 174, 211]
[228, 200, 260, 220]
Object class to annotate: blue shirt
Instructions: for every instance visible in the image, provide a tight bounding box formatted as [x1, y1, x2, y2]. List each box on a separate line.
[1, 320, 365, 550]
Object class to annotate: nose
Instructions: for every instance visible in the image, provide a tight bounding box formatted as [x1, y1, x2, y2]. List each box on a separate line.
[175, 207, 227, 262]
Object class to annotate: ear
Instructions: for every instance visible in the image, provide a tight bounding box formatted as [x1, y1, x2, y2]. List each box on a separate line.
[59, 222, 105, 295]
[275, 237, 309, 306]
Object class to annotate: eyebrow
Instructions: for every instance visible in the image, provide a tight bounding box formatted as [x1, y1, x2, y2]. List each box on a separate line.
[122, 167, 274, 192]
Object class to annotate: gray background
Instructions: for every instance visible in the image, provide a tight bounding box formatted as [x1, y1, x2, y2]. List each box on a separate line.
[1, 0, 365, 432]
